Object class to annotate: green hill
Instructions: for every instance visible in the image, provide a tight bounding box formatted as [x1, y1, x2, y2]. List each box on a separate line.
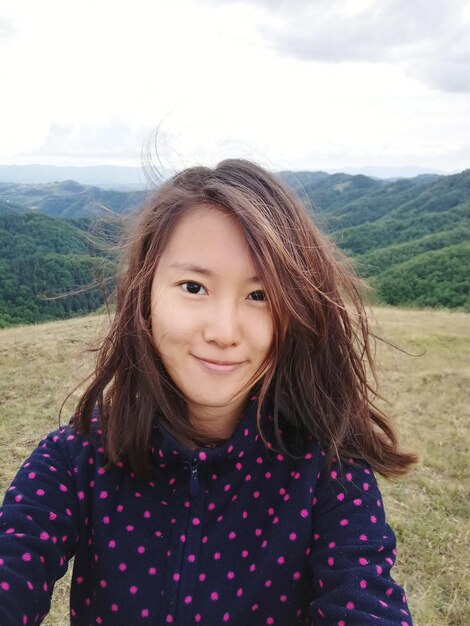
[301, 170, 470, 310]
[0, 209, 118, 327]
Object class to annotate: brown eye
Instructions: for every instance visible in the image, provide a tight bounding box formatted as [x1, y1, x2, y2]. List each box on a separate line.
[181, 282, 207, 295]
[248, 290, 266, 302]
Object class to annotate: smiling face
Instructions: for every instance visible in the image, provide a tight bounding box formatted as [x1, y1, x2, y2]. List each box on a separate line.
[150, 205, 274, 439]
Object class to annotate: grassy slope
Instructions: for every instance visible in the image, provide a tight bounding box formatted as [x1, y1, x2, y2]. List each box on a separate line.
[0, 308, 469, 625]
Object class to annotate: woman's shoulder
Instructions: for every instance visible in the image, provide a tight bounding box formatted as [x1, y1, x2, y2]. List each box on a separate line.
[35, 409, 104, 467]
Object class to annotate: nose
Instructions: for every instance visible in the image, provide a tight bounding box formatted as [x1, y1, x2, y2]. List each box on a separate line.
[202, 299, 241, 348]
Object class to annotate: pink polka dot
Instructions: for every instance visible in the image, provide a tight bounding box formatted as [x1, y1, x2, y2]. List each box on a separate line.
[211, 591, 219, 601]
[130, 585, 138, 594]
[360, 579, 367, 589]
[184, 595, 192, 604]
[340, 519, 349, 526]
[223, 613, 230, 622]
[346, 601, 355, 610]
[22, 553, 31, 562]
[1, 582, 10, 591]
[141, 609, 149, 618]
[289, 532, 297, 541]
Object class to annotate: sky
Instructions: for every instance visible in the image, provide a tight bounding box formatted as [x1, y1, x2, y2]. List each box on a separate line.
[1, 0, 470, 176]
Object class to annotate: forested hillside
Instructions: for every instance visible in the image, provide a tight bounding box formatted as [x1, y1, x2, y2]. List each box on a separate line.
[0, 169, 469, 327]
[298, 169, 470, 309]
[0, 209, 118, 327]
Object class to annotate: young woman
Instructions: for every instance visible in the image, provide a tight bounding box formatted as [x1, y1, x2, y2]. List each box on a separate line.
[0, 160, 416, 625]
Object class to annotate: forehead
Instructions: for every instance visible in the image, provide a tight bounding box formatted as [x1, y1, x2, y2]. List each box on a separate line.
[158, 205, 256, 274]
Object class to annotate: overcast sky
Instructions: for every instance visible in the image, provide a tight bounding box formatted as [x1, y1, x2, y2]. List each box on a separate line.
[1, 0, 469, 176]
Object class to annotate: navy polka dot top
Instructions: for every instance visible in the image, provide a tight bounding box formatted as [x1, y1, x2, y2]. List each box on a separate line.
[0, 397, 413, 625]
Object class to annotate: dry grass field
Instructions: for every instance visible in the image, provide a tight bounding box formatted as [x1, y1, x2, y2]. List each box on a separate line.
[0, 307, 469, 625]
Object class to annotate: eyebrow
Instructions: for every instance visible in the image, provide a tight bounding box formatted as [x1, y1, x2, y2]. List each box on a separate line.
[169, 262, 260, 283]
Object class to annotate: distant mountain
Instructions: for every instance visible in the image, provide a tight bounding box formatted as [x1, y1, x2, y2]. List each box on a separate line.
[0, 163, 447, 187]
[0, 181, 145, 218]
[0, 164, 149, 188]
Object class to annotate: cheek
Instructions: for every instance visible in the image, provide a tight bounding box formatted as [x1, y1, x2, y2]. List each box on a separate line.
[151, 301, 195, 351]
[251, 314, 274, 360]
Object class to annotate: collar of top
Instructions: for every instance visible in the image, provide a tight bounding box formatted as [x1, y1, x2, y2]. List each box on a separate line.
[152, 394, 274, 468]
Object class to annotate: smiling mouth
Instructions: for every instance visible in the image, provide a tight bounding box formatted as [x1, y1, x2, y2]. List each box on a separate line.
[193, 355, 246, 373]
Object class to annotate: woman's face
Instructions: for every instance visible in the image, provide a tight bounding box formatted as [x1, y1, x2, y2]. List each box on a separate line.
[150, 205, 273, 438]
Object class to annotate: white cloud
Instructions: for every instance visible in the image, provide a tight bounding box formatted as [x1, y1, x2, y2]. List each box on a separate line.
[200, 0, 470, 92]
[0, 17, 14, 42]
[28, 120, 153, 161]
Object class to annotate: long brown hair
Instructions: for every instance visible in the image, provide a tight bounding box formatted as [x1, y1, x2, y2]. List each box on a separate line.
[74, 159, 417, 479]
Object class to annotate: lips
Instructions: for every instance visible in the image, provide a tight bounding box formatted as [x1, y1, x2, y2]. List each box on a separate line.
[193, 355, 246, 374]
